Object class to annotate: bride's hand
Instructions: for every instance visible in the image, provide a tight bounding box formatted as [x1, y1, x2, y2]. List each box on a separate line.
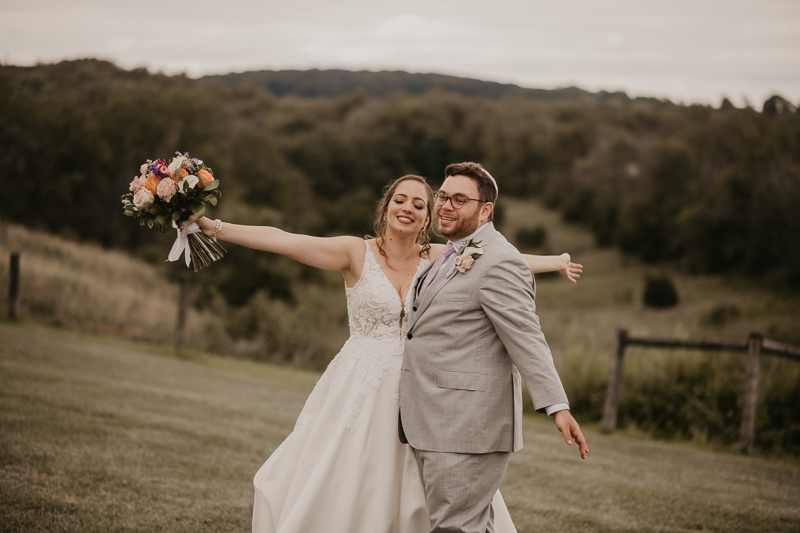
[558, 253, 582, 283]
[183, 215, 215, 236]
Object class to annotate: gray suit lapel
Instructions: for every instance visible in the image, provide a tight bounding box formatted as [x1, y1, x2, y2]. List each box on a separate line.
[409, 223, 499, 330]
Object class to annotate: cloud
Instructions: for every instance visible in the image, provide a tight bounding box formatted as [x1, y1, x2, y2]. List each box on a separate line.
[1, 0, 798, 105]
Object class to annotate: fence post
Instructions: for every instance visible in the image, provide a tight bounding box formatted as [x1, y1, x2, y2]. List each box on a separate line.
[8, 252, 20, 320]
[602, 328, 628, 434]
[740, 331, 763, 454]
[175, 271, 190, 353]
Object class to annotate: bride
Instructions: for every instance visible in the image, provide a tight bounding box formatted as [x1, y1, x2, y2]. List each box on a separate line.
[188, 174, 581, 532]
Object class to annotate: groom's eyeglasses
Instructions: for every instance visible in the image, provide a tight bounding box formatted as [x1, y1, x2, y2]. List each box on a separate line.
[434, 191, 487, 209]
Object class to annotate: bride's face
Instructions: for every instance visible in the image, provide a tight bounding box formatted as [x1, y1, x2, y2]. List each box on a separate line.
[385, 181, 430, 237]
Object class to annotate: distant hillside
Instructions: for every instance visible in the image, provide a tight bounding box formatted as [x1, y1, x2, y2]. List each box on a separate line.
[201, 68, 631, 101]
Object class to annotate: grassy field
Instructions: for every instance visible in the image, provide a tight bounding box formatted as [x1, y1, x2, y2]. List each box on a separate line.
[501, 198, 800, 450]
[2, 322, 799, 532]
[3, 201, 800, 452]
[0, 222, 216, 346]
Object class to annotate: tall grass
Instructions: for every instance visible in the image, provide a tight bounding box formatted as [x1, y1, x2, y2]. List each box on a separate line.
[0, 222, 347, 366]
[502, 198, 800, 453]
[0, 222, 189, 341]
[3, 206, 800, 454]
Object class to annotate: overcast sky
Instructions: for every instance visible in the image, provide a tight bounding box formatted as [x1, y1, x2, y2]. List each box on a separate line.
[1, 0, 798, 106]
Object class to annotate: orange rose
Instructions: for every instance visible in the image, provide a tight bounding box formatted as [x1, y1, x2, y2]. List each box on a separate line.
[143, 174, 160, 194]
[174, 168, 188, 183]
[197, 169, 214, 189]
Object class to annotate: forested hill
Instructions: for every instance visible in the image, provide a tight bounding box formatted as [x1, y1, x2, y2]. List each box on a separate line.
[201, 68, 629, 101]
[2, 59, 800, 302]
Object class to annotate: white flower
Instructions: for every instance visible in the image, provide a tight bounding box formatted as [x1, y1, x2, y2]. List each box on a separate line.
[178, 175, 200, 194]
[168, 156, 187, 175]
[140, 163, 150, 175]
[461, 245, 484, 257]
[133, 188, 154, 210]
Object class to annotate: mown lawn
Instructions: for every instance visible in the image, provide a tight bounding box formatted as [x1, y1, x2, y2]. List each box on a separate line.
[1, 322, 799, 532]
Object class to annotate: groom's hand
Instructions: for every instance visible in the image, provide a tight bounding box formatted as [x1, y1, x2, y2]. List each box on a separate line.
[553, 410, 588, 459]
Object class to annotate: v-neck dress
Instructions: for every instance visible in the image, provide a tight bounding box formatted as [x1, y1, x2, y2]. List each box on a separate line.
[252, 242, 517, 532]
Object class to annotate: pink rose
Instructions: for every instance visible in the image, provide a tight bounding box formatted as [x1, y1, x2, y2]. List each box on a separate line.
[129, 176, 143, 192]
[454, 256, 462, 265]
[156, 176, 176, 202]
[133, 188, 154, 210]
[457, 256, 475, 273]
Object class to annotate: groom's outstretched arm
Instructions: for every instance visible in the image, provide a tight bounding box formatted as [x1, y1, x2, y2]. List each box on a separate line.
[479, 250, 588, 459]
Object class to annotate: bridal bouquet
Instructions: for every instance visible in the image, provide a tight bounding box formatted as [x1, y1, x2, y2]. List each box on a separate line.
[121, 152, 226, 271]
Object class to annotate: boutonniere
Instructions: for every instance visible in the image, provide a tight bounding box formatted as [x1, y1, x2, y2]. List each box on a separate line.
[454, 239, 484, 273]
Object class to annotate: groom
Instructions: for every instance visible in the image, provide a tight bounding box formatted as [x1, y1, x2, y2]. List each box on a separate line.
[399, 162, 588, 533]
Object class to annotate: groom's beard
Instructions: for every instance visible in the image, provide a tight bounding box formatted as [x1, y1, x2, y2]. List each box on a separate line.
[436, 208, 481, 242]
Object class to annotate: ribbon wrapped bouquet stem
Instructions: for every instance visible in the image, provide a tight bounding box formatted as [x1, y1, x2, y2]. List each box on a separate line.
[169, 221, 227, 272]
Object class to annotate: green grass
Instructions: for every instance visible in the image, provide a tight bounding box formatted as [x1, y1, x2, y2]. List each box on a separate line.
[2, 322, 799, 532]
[501, 198, 800, 450]
[0, 322, 314, 532]
[3, 201, 800, 452]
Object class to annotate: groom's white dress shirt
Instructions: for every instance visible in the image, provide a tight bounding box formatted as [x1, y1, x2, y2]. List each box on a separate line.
[434, 222, 569, 417]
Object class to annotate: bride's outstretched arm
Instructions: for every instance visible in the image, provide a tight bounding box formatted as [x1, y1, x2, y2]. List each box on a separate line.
[523, 253, 582, 283]
[185, 215, 363, 274]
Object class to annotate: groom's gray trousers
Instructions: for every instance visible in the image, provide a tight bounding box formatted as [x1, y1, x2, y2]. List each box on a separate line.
[412, 448, 510, 533]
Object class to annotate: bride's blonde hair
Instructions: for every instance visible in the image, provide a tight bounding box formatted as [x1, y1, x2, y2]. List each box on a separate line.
[372, 175, 433, 260]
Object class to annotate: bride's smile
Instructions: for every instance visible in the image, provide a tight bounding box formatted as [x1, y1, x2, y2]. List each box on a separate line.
[386, 181, 429, 237]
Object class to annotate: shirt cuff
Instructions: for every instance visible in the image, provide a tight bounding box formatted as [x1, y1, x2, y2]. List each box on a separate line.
[545, 403, 570, 416]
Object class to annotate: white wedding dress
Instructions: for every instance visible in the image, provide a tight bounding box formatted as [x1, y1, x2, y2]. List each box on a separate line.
[252, 242, 517, 533]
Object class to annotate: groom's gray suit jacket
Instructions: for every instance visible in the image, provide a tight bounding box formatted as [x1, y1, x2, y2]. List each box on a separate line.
[399, 223, 568, 454]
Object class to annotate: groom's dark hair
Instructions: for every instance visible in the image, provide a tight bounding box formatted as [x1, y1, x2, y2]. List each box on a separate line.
[444, 162, 497, 221]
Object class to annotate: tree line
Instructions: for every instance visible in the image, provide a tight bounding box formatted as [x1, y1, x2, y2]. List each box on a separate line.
[2, 59, 799, 306]
[202, 67, 626, 101]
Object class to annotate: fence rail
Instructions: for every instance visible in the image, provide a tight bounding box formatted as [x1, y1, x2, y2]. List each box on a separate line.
[620, 332, 800, 361]
[602, 329, 800, 454]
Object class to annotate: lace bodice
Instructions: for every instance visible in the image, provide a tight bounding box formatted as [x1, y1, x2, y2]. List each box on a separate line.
[345, 242, 431, 342]
[296, 242, 431, 435]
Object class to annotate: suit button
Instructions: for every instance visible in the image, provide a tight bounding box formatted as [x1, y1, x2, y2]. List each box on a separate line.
[407, 333, 412, 340]
[412, 306, 417, 312]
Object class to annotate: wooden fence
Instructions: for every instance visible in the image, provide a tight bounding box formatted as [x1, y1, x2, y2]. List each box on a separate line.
[602, 329, 800, 454]
[8, 252, 19, 319]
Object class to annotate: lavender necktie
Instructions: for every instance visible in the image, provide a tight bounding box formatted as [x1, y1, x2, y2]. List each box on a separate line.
[419, 242, 456, 295]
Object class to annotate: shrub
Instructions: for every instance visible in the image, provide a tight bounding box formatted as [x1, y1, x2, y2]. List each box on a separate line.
[516, 226, 547, 249]
[643, 273, 679, 308]
[703, 305, 741, 327]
